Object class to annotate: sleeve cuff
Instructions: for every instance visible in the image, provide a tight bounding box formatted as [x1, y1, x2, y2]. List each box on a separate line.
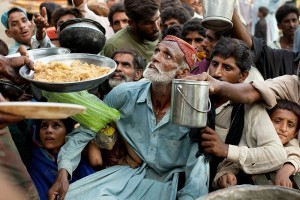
[227, 145, 240, 163]
[58, 160, 74, 180]
[285, 160, 299, 174]
[250, 80, 277, 109]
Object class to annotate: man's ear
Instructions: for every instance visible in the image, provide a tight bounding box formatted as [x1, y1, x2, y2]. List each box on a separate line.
[238, 71, 249, 83]
[134, 69, 143, 81]
[5, 29, 13, 38]
[176, 68, 190, 79]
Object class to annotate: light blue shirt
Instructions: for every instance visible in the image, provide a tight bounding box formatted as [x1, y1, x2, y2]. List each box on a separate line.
[58, 81, 209, 200]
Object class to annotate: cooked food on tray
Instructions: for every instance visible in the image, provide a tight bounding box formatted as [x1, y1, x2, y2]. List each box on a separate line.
[33, 60, 112, 82]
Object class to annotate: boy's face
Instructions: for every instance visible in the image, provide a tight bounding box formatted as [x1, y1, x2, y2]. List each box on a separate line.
[270, 108, 298, 145]
[5, 11, 34, 46]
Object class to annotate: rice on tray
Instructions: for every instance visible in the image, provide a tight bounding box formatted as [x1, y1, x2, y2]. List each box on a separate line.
[33, 60, 111, 82]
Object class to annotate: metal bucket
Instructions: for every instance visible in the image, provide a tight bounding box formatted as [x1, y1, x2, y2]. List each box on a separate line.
[170, 79, 211, 128]
[202, 0, 237, 30]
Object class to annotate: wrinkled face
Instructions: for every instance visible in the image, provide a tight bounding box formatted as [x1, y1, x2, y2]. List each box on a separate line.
[109, 53, 142, 88]
[56, 14, 77, 35]
[184, 31, 205, 52]
[5, 11, 34, 45]
[39, 119, 67, 154]
[143, 41, 184, 83]
[201, 29, 218, 58]
[162, 18, 180, 30]
[135, 10, 160, 41]
[209, 54, 248, 84]
[278, 13, 299, 37]
[270, 108, 298, 145]
[112, 11, 129, 32]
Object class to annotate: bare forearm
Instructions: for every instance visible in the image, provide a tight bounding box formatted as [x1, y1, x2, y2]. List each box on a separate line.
[232, 10, 253, 48]
[216, 81, 262, 104]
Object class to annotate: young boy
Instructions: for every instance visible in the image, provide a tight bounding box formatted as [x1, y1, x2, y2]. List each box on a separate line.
[268, 99, 300, 188]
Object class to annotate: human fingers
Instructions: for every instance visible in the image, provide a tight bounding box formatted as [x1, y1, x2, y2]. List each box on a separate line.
[0, 111, 24, 128]
[18, 45, 29, 57]
[218, 175, 229, 189]
[41, 7, 48, 23]
[226, 173, 237, 186]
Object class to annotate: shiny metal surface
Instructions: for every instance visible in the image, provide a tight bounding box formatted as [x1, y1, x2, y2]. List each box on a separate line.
[6, 47, 70, 61]
[170, 79, 210, 128]
[19, 53, 117, 93]
[202, 0, 236, 30]
[198, 185, 300, 200]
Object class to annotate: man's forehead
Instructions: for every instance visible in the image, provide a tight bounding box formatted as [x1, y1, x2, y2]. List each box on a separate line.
[158, 41, 182, 53]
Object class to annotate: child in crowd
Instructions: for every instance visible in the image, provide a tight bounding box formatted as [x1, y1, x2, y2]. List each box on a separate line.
[268, 100, 300, 188]
[28, 118, 94, 200]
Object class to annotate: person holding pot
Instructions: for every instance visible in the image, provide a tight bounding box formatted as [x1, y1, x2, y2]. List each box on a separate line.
[185, 37, 286, 189]
[48, 35, 209, 200]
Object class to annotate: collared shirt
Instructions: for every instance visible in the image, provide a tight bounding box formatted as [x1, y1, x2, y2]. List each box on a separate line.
[212, 102, 287, 188]
[58, 80, 209, 199]
[8, 34, 54, 54]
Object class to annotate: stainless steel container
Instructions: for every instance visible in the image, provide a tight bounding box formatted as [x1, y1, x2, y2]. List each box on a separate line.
[170, 79, 211, 128]
[202, 0, 237, 30]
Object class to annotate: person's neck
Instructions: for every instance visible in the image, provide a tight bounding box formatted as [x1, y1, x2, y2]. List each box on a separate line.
[280, 34, 294, 50]
[128, 26, 144, 43]
[151, 82, 172, 123]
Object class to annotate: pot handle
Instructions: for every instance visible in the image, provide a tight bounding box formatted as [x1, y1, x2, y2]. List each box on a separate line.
[177, 86, 211, 113]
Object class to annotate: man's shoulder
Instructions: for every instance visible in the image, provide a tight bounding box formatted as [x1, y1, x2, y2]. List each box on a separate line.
[105, 28, 132, 45]
[108, 81, 150, 97]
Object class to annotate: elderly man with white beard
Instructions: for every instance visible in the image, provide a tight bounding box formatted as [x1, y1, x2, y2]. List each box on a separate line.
[48, 35, 209, 200]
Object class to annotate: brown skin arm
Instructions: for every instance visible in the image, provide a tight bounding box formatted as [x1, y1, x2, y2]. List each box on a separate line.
[87, 140, 103, 169]
[275, 163, 296, 188]
[232, 9, 253, 49]
[48, 168, 69, 200]
[200, 127, 229, 158]
[34, 7, 49, 40]
[73, 0, 85, 7]
[217, 173, 238, 188]
[183, 72, 262, 104]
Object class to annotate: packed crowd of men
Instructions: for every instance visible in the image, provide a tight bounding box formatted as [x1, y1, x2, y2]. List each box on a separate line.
[1, 0, 300, 199]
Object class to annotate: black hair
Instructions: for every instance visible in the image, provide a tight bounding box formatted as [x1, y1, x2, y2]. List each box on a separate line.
[210, 38, 253, 72]
[160, 6, 192, 28]
[108, 3, 126, 25]
[160, 0, 182, 12]
[124, 0, 160, 22]
[182, 18, 206, 38]
[268, 99, 300, 129]
[162, 24, 183, 39]
[275, 4, 299, 24]
[111, 49, 147, 70]
[52, 7, 83, 29]
[258, 6, 269, 18]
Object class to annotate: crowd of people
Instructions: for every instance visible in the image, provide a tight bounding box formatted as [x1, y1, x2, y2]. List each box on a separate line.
[0, 0, 300, 199]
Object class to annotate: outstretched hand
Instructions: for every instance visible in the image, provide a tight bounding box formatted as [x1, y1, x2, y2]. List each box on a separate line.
[0, 55, 33, 84]
[183, 72, 220, 94]
[200, 127, 229, 158]
[34, 7, 49, 40]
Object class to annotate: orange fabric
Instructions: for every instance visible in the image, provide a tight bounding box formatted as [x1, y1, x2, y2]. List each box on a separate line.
[162, 35, 197, 68]
[46, 27, 57, 40]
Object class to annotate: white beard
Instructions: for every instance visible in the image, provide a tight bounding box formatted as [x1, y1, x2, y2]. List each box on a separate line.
[108, 79, 126, 88]
[143, 63, 177, 84]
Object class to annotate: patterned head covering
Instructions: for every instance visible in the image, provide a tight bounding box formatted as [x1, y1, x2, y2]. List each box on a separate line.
[1, 7, 27, 29]
[162, 35, 197, 69]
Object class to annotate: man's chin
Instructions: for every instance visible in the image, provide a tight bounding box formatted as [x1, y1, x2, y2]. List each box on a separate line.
[108, 79, 125, 88]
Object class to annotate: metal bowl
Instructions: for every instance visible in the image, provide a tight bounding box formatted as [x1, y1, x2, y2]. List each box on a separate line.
[19, 53, 117, 93]
[6, 47, 70, 61]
